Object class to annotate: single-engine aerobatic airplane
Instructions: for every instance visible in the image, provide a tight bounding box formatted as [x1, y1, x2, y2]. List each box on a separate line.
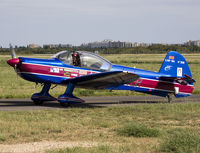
[7, 45, 195, 106]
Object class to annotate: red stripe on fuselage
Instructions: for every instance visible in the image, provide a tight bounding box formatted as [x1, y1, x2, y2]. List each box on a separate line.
[20, 63, 65, 77]
[19, 63, 98, 78]
[19, 63, 194, 94]
[130, 78, 194, 94]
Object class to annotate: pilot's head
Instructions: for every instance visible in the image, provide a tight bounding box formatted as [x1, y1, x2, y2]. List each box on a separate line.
[72, 52, 77, 57]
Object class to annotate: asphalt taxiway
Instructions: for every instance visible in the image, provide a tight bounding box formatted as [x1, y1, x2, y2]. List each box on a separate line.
[0, 95, 199, 111]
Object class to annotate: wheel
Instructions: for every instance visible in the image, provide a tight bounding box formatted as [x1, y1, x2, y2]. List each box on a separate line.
[33, 100, 44, 105]
[60, 102, 70, 107]
[167, 94, 173, 103]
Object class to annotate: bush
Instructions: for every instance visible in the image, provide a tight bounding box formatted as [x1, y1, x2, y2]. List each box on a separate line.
[116, 122, 160, 137]
[0, 135, 6, 142]
[160, 128, 200, 153]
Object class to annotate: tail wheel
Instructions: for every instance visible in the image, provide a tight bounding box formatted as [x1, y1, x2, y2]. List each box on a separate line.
[167, 94, 173, 103]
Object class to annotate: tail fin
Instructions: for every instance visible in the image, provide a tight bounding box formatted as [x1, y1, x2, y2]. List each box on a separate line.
[159, 51, 192, 78]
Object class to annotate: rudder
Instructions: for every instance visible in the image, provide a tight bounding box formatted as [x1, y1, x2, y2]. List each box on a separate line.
[159, 51, 192, 78]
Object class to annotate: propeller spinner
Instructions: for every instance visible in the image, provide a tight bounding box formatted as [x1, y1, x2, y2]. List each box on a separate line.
[7, 44, 20, 68]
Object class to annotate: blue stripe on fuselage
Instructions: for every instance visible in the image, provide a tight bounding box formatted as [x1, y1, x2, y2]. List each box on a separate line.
[19, 57, 102, 72]
[111, 64, 162, 80]
[19, 57, 64, 67]
[18, 57, 102, 84]
[19, 72, 67, 84]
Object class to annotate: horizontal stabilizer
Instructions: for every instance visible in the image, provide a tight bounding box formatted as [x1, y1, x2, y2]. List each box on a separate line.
[160, 74, 195, 85]
[61, 71, 139, 89]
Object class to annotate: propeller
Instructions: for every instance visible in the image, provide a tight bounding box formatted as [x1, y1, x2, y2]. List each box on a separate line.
[7, 44, 21, 74]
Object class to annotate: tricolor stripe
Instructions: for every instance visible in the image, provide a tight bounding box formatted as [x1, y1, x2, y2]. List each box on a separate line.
[18, 62, 194, 95]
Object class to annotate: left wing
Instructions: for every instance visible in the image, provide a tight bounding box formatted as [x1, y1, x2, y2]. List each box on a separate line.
[61, 71, 139, 89]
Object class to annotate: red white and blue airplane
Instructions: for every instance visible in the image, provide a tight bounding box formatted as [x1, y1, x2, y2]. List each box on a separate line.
[7, 45, 195, 106]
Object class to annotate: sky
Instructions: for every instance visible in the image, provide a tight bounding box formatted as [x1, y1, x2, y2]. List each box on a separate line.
[0, 0, 200, 47]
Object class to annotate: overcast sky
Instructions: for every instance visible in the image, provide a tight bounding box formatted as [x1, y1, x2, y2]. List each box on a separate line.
[0, 0, 200, 47]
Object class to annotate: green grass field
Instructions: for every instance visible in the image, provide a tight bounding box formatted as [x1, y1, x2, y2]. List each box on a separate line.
[0, 103, 200, 153]
[0, 53, 199, 99]
[0, 53, 200, 152]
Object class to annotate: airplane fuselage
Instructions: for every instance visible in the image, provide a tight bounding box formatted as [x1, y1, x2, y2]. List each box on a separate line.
[17, 57, 194, 98]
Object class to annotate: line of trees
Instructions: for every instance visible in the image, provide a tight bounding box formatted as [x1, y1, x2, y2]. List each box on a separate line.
[1, 44, 200, 54]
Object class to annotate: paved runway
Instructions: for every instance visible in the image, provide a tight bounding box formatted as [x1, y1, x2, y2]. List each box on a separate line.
[0, 95, 199, 111]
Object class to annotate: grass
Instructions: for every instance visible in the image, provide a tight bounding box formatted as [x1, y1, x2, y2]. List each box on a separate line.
[48, 146, 112, 153]
[116, 122, 160, 137]
[160, 128, 200, 153]
[48, 145, 135, 153]
[0, 53, 200, 99]
[0, 103, 200, 153]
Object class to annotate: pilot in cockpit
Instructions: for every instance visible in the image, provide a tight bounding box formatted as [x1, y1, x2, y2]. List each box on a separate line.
[72, 51, 81, 67]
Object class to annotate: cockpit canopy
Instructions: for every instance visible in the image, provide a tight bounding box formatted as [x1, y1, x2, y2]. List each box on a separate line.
[52, 51, 112, 71]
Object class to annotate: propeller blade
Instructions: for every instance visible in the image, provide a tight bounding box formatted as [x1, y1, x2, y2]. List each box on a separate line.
[14, 64, 18, 73]
[9, 44, 16, 59]
[7, 44, 20, 75]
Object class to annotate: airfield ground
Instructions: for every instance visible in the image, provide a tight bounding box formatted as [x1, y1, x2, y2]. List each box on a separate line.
[0, 98, 200, 152]
[0, 53, 199, 152]
[0, 95, 199, 111]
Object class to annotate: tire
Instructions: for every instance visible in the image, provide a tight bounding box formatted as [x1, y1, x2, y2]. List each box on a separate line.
[167, 94, 173, 103]
[33, 100, 44, 105]
[60, 102, 70, 107]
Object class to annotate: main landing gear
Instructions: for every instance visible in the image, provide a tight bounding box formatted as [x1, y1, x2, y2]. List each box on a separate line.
[31, 83, 57, 105]
[57, 82, 84, 107]
[31, 83, 84, 107]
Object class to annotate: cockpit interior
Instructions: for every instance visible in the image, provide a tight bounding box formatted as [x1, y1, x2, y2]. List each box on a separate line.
[52, 51, 112, 71]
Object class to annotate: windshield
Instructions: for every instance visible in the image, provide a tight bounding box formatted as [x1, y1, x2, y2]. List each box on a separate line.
[52, 50, 112, 71]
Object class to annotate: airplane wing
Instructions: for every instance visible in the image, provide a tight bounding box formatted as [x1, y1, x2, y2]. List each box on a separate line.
[61, 71, 139, 89]
[160, 74, 195, 85]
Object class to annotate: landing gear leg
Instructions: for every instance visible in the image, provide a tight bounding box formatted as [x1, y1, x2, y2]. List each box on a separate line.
[167, 94, 173, 103]
[31, 83, 56, 105]
[58, 82, 84, 107]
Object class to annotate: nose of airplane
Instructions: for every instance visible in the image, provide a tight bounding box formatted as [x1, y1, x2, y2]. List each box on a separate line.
[7, 58, 20, 67]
